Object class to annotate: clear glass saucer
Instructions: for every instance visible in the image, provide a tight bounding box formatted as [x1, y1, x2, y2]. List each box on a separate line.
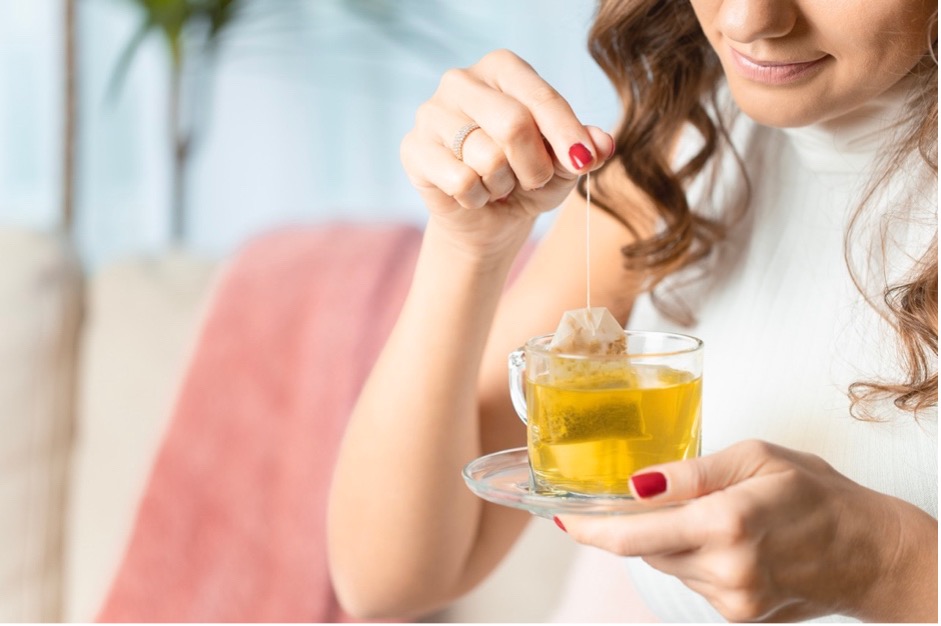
[462, 447, 682, 517]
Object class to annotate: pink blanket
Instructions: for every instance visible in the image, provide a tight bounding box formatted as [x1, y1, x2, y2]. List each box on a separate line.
[98, 224, 425, 622]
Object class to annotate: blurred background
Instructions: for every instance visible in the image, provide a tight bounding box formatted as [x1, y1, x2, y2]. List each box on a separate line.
[1, 0, 619, 622]
[2, 0, 618, 267]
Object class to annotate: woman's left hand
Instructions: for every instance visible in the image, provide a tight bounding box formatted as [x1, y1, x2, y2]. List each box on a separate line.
[556, 439, 938, 623]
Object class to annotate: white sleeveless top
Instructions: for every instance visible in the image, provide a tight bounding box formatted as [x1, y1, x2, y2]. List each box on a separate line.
[552, 84, 938, 623]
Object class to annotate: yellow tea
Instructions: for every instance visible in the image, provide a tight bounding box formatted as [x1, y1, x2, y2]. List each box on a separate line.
[526, 363, 701, 496]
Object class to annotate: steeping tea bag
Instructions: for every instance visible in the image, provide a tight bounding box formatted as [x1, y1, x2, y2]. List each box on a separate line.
[548, 306, 626, 355]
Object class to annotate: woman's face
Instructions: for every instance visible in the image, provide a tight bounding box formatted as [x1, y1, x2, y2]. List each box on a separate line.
[689, 0, 936, 127]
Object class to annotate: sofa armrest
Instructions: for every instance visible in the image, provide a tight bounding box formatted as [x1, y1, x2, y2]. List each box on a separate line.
[64, 250, 217, 622]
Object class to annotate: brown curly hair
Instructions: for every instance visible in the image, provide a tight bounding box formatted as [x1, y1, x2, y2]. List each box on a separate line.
[582, 0, 938, 417]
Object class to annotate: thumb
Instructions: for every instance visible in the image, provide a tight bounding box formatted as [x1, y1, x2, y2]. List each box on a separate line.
[629, 439, 776, 502]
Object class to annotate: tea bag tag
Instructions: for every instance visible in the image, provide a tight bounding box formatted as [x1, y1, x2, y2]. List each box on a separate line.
[548, 306, 626, 354]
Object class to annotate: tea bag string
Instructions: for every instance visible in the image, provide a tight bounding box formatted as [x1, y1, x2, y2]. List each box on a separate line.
[585, 171, 591, 310]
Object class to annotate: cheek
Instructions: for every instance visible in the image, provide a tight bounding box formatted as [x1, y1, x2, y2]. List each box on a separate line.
[827, 43, 927, 110]
[688, 0, 719, 40]
[821, 3, 932, 78]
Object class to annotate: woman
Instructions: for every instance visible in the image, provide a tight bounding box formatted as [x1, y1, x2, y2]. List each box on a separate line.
[327, 0, 938, 622]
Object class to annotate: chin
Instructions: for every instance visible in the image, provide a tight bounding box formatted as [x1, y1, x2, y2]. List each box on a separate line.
[736, 103, 824, 129]
[727, 85, 839, 129]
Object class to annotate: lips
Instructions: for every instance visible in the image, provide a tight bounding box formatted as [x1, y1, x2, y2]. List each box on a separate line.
[728, 47, 829, 85]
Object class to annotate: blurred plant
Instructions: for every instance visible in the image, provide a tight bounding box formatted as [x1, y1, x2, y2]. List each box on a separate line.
[106, 0, 458, 245]
[109, 0, 245, 243]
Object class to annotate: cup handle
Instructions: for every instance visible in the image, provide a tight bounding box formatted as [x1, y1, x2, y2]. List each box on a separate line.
[508, 348, 528, 425]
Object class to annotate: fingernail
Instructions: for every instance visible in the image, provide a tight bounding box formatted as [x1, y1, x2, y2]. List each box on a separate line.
[631, 471, 667, 498]
[568, 143, 593, 170]
[553, 516, 567, 532]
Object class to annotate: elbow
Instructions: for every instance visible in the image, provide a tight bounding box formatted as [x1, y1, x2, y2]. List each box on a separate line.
[329, 563, 392, 621]
[330, 582, 390, 621]
[327, 541, 398, 619]
[330, 564, 445, 621]
[328, 539, 461, 620]
[332, 578, 413, 621]
[326, 489, 459, 619]
[326, 534, 442, 620]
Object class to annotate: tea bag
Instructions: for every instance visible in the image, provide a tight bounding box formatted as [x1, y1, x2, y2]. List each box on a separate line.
[548, 171, 627, 356]
[548, 306, 626, 355]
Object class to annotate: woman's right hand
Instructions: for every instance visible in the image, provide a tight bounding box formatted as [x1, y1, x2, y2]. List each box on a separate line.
[401, 49, 615, 260]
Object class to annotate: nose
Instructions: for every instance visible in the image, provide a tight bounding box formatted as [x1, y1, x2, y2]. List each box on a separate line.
[716, 0, 799, 43]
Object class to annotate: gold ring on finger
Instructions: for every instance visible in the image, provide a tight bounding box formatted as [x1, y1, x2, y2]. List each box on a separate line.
[451, 122, 481, 162]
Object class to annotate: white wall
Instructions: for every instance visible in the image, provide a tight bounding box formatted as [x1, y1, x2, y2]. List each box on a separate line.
[0, 0, 619, 268]
[0, 0, 64, 234]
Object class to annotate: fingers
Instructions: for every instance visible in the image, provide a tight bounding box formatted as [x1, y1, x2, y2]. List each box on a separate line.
[458, 126, 517, 200]
[584, 126, 616, 165]
[436, 69, 556, 190]
[473, 49, 603, 175]
[646, 555, 812, 622]
[438, 50, 610, 177]
[406, 115, 612, 211]
[557, 506, 705, 556]
[404, 49, 615, 214]
[628, 440, 783, 503]
[401, 132, 490, 210]
[642, 552, 709, 583]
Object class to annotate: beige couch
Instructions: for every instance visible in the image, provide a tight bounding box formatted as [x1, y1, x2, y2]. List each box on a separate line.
[0, 225, 578, 623]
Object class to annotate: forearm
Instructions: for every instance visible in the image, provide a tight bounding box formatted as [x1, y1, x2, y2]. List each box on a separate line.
[327, 220, 530, 617]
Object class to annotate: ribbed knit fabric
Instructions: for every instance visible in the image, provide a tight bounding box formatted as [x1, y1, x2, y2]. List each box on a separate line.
[97, 224, 423, 622]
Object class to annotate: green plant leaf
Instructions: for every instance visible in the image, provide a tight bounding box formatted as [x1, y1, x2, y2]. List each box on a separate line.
[105, 16, 154, 102]
[109, 0, 242, 100]
[203, 0, 241, 37]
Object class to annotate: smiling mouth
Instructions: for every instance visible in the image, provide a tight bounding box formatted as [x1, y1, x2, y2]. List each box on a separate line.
[728, 47, 829, 85]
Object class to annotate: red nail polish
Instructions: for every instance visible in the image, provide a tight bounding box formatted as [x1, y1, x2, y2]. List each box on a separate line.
[631, 472, 667, 498]
[553, 516, 567, 532]
[568, 143, 593, 170]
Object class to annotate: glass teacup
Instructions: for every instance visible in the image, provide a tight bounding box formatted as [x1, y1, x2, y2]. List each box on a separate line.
[508, 330, 703, 497]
